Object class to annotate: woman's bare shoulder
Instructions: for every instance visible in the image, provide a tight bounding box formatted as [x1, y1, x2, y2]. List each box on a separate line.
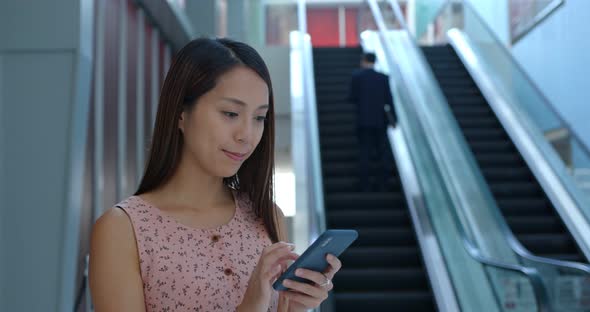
[89, 207, 145, 311]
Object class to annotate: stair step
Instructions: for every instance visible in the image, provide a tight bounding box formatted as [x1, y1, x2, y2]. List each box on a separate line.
[325, 193, 404, 209]
[517, 234, 579, 254]
[340, 247, 422, 268]
[441, 87, 481, 96]
[327, 209, 410, 228]
[456, 117, 499, 128]
[353, 227, 417, 247]
[319, 114, 356, 125]
[469, 141, 513, 152]
[447, 97, 489, 106]
[481, 168, 531, 182]
[334, 268, 428, 291]
[462, 128, 506, 140]
[496, 198, 552, 216]
[474, 153, 523, 166]
[321, 149, 394, 162]
[320, 127, 357, 137]
[424, 44, 587, 269]
[506, 216, 565, 234]
[316, 47, 435, 310]
[323, 162, 398, 176]
[323, 176, 400, 192]
[317, 105, 355, 113]
[490, 183, 541, 196]
[334, 291, 434, 311]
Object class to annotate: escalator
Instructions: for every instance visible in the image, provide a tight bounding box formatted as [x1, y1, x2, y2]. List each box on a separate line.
[313, 47, 437, 311]
[422, 45, 587, 263]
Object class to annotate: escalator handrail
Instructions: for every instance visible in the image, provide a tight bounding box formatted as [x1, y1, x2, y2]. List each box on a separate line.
[369, 0, 552, 310]
[445, 28, 590, 274]
[418, 0, 590, 301]
[394, 0, 590, 277]
[426, 0, 590, 159]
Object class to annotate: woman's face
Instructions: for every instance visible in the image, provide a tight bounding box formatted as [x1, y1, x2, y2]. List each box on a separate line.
[179, 66, 269, 178]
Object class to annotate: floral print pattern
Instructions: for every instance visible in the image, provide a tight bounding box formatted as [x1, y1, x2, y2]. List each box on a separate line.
[115, 190, 278, 311]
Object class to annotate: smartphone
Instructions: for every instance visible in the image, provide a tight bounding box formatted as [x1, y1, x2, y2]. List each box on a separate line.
[272, 229, 358, 291]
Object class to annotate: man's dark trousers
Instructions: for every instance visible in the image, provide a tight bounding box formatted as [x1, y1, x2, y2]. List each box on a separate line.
[358, 126, 389, 192]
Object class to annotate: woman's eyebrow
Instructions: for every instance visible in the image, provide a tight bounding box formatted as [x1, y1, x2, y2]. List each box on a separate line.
[221, 97, 269, 110]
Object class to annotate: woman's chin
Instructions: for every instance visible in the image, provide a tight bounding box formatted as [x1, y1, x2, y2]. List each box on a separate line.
[220, 168, 240, 179]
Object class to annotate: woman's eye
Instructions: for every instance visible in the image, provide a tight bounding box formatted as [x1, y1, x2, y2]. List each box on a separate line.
[256, 116, 267, 122]
[223, 112, 238, 118]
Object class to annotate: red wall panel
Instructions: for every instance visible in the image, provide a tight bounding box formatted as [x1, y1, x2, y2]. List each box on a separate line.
[307, 8, 339, 47]
[345, 8, 359, 47]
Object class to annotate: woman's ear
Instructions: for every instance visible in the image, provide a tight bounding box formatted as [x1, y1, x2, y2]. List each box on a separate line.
[178, 111, 185, 133]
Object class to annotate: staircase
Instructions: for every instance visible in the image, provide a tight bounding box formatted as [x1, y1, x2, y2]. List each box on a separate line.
[313, 47, 436, 311]
[422, 45, 586, 263]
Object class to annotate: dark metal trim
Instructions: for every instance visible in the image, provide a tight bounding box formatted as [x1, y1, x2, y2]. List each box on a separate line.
[133, 0, 192, 51]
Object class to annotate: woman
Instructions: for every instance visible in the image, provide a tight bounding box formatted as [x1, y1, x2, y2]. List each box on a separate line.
[89, 37, 342, 311]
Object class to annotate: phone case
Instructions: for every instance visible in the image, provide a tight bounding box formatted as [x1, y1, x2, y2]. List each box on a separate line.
[272, 229, 358, 291]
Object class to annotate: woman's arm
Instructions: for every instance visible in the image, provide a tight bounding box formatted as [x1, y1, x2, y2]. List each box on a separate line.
[275, 206, 292, 312]
[89, 207, 146, 312]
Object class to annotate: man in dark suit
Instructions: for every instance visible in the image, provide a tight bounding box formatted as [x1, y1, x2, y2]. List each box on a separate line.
[348, 52, 397, 192]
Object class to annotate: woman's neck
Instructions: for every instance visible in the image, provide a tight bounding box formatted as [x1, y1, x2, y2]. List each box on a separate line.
[150, 155, 231, 213]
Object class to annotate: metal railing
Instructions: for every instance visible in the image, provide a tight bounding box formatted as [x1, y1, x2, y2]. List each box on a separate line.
[385, 0, 590, 310]
[367, 0, 555, 310]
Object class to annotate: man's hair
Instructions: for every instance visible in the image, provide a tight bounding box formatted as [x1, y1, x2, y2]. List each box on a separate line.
[362, 52, 376, 64]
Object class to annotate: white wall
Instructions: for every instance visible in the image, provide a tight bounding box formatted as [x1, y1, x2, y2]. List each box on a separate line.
[512, 0, 590, 165]
[255, 45, 292, 155]
[466, 0, 510, 45]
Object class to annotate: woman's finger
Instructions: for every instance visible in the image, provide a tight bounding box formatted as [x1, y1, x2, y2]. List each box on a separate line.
[294, 268, 328, 286]
[324, 254, 342, 279]
[282, 279, 326, 299]
[281, 290, 322, 308]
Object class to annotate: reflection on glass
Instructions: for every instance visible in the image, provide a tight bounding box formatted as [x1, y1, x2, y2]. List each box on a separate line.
[509, 0, 565, 43]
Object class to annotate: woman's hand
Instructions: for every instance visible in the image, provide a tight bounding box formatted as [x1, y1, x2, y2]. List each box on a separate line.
[279, 253, 342, 311]
[238, 242, 299, 312]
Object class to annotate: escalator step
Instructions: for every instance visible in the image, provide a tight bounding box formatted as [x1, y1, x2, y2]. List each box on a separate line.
[469, 141, 513, 152]
[334, 291, 434, 311]
[323, 162, 399, 176]
[327, 209, 410, 228]
[481, 167, 531, 182]
[517, 234, 579, 254]
[334, 268, 428, 291]
[496, 198, 552, 215]
[324, 193, 404, 208]
[319, 114, 356, 125]
[506, 216, 566, 233]
[340, 247, 422, 268]
[423, 45, 587, 266]
[323, 177, 400, 193]
[474, 153, 523, 166]
[462, 128, 506, 140]
[316, 47, 435, 311]
[353, 227, 418, 247]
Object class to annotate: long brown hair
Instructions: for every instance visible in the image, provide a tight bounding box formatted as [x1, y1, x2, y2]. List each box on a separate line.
[135, 38, 280, 243]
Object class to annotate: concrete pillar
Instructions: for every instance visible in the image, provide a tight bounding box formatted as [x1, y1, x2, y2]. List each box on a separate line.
[0, 0, 94, 311]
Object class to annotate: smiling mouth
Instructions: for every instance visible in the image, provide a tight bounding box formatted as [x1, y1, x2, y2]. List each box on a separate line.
[223, 150, 247, 161]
